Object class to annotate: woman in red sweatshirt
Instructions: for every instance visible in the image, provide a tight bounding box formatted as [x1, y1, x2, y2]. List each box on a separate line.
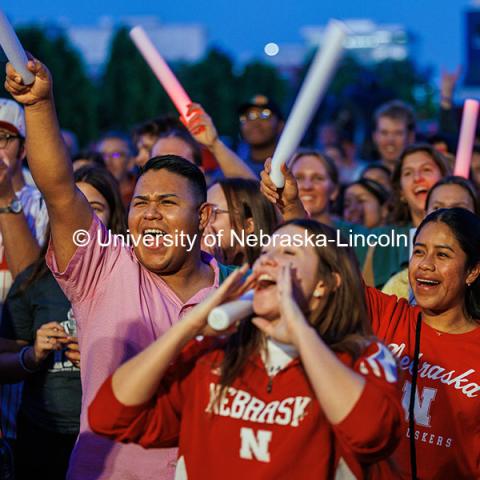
[365, 207, 480, 479]
[88, 219, 403, 479]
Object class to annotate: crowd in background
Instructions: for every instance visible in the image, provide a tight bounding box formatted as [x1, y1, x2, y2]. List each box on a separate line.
[0, 52, 478, 480]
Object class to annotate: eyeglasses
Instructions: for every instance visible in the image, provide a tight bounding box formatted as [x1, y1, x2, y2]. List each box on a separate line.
[101, 151, 128, 161]
[0, 133, 20, 149]
[210, 205, 230, 222]
[239, 108, 273, 124]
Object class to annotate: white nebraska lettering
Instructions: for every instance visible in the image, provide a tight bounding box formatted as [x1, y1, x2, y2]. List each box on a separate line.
[205, 383, 311, 427]
[389, 343, 480, 398]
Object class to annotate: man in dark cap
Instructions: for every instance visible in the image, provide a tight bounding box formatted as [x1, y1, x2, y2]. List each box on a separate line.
[237, 94, 284, 177]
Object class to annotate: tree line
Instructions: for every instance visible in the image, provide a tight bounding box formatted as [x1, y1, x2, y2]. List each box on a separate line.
[0, 24, 436, 149]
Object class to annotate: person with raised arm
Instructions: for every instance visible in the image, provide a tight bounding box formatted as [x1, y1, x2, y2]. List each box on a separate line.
[0, 97, 49, 471]
[5, 57, 233, 480]
[132, 104, 257, 182]
[185, 102, 257, 180]
[0, 165, 127, 480]
[260, 161, 480, 478]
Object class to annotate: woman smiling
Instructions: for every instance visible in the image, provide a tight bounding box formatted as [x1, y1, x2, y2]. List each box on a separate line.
[366, 208, 480, 479]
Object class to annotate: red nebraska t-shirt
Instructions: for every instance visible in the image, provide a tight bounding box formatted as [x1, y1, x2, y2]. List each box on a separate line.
[89, 338, 403, 479]
[366, 286, 480, 479]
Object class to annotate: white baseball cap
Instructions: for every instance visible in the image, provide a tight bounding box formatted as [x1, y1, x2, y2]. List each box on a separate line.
[0, 99, 25, 138]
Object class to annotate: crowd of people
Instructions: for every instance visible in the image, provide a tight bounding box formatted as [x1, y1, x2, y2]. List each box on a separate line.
[0, 51, 478, 480]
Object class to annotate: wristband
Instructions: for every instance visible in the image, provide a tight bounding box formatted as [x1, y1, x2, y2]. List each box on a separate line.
[18, 346, 39, 373]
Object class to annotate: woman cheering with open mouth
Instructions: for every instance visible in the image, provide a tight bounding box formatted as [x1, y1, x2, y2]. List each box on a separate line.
[88, 220, 403, 479]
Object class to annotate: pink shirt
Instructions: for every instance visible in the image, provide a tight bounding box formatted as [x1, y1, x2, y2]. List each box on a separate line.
[46, 215, 220, 480]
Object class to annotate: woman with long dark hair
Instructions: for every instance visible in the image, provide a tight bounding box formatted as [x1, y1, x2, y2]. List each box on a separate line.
[366, 208, 480, 479]
[89, 220, 403, 479]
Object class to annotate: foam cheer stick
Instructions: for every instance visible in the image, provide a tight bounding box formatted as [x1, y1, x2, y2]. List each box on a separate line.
[207, 290, 254, 331]
[129, 26, 191, 121]
[454, 99, 480, 178]
[270, 20, 347, 187]
[0, 10, 34, 85]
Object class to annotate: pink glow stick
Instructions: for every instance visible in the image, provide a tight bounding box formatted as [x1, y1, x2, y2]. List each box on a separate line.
[129, 26, 191, 120]
[454, 99, 480, 178]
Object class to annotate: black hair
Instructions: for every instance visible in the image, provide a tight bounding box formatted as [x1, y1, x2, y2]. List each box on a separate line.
[414, 208, 480, 320]
[140, 155, 207, 204]
[74, 166, 127, 235]
[346, 178, 390, 206]
[427, 133, 451, 149]
[132, 115, 185, 141]
[361, 163, 391, 178]
[425, 176, 480, 215]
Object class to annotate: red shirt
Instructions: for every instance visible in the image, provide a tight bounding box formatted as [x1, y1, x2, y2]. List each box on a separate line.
[366, 287, 480, 479]
[89, 338, 403, 479]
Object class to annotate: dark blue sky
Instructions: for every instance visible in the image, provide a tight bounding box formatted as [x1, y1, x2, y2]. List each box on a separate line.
[6, 0, 473, 78]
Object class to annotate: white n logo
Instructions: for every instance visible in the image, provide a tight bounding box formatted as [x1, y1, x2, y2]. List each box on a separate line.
[239, 427, 272, 463]
[402, 381, 437, 427]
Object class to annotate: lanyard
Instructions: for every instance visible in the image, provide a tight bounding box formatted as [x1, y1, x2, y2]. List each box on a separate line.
[409, 312, 422, 480]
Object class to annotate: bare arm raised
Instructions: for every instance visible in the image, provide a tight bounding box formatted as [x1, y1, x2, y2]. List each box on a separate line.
[5, 58, 92, 271]
[185, 103, 257, 180]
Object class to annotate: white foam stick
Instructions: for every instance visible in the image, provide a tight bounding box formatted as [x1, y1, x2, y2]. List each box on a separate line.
[270, 20, 346, 187]
[0, 10, 34, 85]
[207, 291, 254, 331]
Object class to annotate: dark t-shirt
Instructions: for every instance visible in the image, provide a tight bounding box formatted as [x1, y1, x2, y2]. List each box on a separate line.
[242, 155, 265, 178]
[1, 265, 81, 434]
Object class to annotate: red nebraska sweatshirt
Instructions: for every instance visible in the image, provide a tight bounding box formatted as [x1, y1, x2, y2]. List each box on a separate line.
[366, 286, 480, 479]
[89, 338, 403, 479]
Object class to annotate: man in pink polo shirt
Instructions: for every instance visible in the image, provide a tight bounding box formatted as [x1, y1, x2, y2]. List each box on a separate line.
[5, 59, 225, 479]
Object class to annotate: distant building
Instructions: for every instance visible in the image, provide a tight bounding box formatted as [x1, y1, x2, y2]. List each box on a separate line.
[464, 5, 480, 87]
[261, 19, 412, 83]
[65, 16, 207, 76]
[457, 3, 480, 99]
[302, 20, 411, 64]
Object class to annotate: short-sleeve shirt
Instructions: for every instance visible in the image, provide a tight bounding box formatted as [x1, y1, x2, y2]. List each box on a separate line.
[46, 215, 221, 480]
